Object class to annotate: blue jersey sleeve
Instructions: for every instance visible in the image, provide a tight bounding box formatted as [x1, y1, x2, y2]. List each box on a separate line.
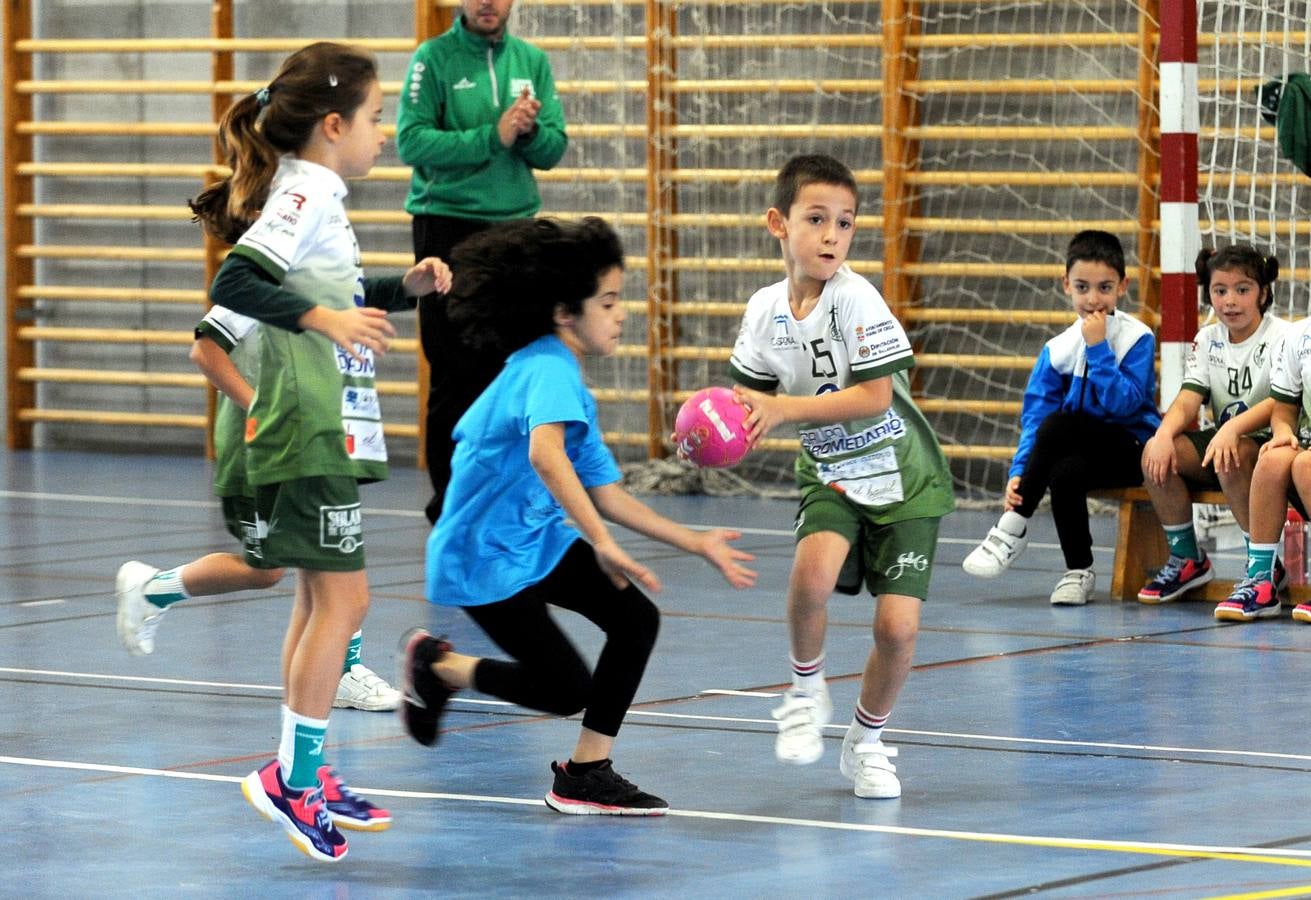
[1084, 333, 1156, 418]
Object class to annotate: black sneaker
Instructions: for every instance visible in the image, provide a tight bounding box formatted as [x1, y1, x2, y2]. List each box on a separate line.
[544, 760, 669, 816]
[396, 627, 455, 746]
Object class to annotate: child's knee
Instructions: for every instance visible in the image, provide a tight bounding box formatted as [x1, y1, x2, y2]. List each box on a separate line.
[551, 666, 593, 717]
[874, 611, 919, 653]
[789, 570, 835, 608]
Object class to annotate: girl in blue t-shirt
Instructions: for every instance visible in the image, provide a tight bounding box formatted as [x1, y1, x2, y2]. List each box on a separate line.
[399, 217, 757, 816]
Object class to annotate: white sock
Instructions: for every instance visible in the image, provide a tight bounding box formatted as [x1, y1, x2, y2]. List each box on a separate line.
[998, 510, 1028, 537]
[790, 652, 825, 694]
[847, 701, 889, 746]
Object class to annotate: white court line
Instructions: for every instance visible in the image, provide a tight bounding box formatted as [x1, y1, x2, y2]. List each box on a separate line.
[0, 666, 279, 692]
[2, 752, 1310, 867]
[6, 666, 1311, 765]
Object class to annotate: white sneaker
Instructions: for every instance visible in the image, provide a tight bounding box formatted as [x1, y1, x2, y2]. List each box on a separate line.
[962, 525, 1029, 578]
[116, 560, 165, 656]
[772, 684, 832, 765]
[840, 733, 901, 799]
[1050, 568, 1095, 606]
[334, 664, 402, 711]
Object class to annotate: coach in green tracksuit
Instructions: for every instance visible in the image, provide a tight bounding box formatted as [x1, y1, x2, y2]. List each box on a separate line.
[397, 0, 568, 524]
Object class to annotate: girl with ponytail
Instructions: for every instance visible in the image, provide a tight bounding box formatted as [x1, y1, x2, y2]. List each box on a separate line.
[191, 41, 452, 862]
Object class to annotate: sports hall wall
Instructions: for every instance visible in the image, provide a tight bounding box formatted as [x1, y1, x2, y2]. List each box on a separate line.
[4, 1, 1307, 500]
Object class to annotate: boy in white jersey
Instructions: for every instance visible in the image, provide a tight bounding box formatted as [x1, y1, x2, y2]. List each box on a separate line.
[1139, 246, 1288, 608]
[114, 304, 401, 711]
[728, 155, 954, 799]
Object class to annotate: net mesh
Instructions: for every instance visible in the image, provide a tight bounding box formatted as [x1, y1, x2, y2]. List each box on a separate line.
[18, 0, 1310, 507]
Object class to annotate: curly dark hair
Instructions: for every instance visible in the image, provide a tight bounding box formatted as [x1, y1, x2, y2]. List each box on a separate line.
[446, 217, 626, 353]
[1195, 245, 1280, 313]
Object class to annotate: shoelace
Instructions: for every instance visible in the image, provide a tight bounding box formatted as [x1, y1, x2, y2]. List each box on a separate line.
[302, 787, 334, 831]
[1227, 576, 1261, 605]
[1153, 557, 1184, 584]
[137, 608, 166, 643]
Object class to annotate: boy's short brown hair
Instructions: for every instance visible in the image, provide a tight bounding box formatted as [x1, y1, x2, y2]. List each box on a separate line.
[1065, 229, 1126, 278]
[774, 154, 859, 216]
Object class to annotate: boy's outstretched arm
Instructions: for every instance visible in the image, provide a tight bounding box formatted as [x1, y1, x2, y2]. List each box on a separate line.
[189, 336, 253, 410]
[733, 377, 892, 445]
[587, 483, 757, 590]
[528, 421, 662, 593]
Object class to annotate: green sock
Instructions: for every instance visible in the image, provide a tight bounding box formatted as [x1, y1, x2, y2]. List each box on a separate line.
[1247, 544, 1278, 581]
[278, 706, 329, 791]
[143, 566, 190, 609]
[343, 630, 363, 673]
[1163, 523, 1201, 562]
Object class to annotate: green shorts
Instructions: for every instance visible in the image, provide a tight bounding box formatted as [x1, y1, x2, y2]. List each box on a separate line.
[1181, 428, 1271, 490]
[246, 475, 365, 572]
[794, 488, 941, 600]
[220, 494, 263, 561]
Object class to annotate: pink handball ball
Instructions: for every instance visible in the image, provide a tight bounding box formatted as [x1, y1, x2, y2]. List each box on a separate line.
[674, 386, 751, 468]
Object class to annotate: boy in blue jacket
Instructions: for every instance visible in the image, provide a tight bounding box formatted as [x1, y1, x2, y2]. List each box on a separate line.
[963, 230, 1160, 605]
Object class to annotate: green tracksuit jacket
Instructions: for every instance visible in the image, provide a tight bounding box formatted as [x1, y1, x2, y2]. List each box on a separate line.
[397, 16, 567, 221]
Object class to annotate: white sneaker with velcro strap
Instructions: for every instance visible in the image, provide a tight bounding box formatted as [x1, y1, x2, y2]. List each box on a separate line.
[334, 664, 402, 711]
[772, 685, 832, 765]
[840, 736, 900, 799]
[962, 525, 1029, 578]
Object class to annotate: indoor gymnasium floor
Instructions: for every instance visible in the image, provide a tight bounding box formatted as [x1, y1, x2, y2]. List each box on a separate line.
[5, 448, 1311, 899]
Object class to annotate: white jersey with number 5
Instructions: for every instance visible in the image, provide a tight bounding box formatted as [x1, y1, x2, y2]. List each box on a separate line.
[728, 264, 953, 522]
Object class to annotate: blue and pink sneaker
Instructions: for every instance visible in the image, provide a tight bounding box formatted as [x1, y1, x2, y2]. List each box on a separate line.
[1214, 576, 1281, 622]
[1137, 553, 1214, 604]
[318, 765, 391, 832]
[241, 759, 347, 862]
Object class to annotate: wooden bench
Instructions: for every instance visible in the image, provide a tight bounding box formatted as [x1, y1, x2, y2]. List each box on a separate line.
[1094, 487, 1311, 603]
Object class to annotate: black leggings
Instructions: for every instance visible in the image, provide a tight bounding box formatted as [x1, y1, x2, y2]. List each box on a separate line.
[463, 541, 661, 738]
[1014, 411, 1145, 570]
[412, 214, 501, 524]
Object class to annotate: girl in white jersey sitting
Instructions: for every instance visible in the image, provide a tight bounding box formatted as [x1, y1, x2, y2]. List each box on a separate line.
[1140, 246, 1287, 608]
[190, 43, 451, 862]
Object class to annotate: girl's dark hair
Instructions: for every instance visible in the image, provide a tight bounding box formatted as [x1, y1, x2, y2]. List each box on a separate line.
[447, 217, 626, 353]
[189, 42, 378, 244]
[1066, 229, 1126, 278]
[774, 154, 859, 215]
[1196, 245, 1279, 313]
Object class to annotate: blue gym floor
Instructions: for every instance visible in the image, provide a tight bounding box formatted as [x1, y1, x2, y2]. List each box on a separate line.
[4, 448, 1311, 899]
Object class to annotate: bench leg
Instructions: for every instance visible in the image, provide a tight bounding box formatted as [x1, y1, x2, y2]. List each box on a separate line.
[1109, 499, 1169, 601]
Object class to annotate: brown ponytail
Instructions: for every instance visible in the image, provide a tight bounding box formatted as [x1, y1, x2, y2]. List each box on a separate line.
[188, 42, 378, 245]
